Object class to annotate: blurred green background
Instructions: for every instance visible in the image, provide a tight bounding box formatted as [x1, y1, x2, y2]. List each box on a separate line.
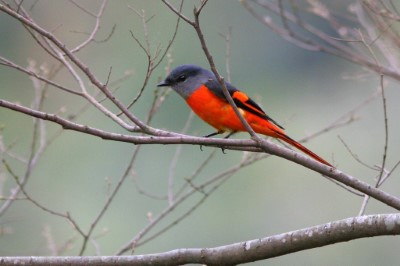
[1, 1, 400, 265]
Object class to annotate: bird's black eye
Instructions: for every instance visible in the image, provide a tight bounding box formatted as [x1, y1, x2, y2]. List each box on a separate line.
[177, 75, 186, 82]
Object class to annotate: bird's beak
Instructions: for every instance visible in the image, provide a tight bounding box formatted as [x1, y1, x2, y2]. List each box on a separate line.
[157, 80, 170, 87]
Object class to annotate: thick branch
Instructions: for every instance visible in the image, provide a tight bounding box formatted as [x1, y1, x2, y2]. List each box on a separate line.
[1, 99, 400, 211]
[1, 214, 399, 265]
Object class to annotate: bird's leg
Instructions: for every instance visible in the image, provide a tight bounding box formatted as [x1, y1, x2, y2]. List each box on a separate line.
[200, 131, 223, 151]
[202, 131, 236, 153]
[224, 131, 236, 139]
[203, 131, 223, 138]
[218, 131, 236, 153]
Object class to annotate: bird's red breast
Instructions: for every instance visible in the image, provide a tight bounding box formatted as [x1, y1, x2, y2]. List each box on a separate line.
[186, 85, 285, 137]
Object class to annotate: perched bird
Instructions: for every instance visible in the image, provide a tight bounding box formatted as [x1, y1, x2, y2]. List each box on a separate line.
[158, 64, 332, 167]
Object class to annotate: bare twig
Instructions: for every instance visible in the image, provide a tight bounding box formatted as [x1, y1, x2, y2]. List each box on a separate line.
[219, 26, 233, 82]
[358, 75, 390, 215]
[0, 66, 49, 216]
[167, 112, 194, 206]
[117, 151, 264, 254]
[125, 0, 182, 110]
[0, 56, 82, 96]
[192, 1, 260, 140]
[162, 0, 260, 142]
[70, 0, 109, 53]
[0, 3, 158, 134]
[242, 0, 400, 81]
[2, 159, 85, 237]
[338, 136, 376, 170]
[78, 146, 142, 255]
[377, 75, 389, 185]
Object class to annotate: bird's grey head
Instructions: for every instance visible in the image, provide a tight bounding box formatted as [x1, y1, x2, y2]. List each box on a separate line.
[157, 64, 215, 99]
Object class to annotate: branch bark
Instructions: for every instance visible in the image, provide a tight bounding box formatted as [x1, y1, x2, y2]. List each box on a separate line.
[1, 214, 399, 265]
[1, 99, 400, 211]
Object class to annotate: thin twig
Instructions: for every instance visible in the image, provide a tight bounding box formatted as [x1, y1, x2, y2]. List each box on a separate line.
[190, 0, 259, 140]
[377, 75, 389, 185]
[219, 26, 232, 82]
[70, 0, 109, 53]
[338, 136, 376, 170]
[125, 0, 183, 110]
[117, 152, 262, 254]
[78, 146, 142, 255]
[2, 159, 85, 237]
[167, 112, 195, 205]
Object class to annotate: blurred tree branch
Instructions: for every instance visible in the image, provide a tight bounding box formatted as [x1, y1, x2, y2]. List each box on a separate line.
[242, 0, 400, 81]
[242, 0, 400, 213]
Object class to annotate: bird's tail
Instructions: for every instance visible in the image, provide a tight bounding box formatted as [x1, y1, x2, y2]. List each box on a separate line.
[276, 133, 332, 167]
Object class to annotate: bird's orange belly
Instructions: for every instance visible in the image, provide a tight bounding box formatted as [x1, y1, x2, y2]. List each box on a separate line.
[186, 85, 244, 132]
[186, 85, 281, 137]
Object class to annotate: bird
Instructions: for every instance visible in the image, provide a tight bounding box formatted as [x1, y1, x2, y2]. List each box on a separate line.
[157, 64, 332, 167]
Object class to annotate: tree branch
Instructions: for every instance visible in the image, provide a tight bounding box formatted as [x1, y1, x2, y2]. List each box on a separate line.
[1, 98, 400, 211]
[242, 0, 400, 81]
[1, 214, 399, 265]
